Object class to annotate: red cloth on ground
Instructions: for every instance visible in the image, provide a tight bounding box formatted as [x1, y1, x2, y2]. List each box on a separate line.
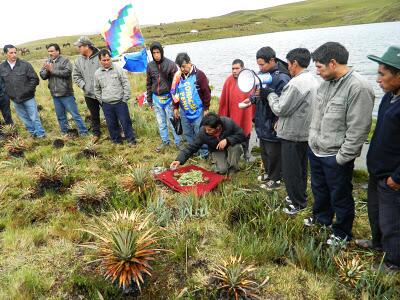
[154, 165, 225, 196]
[218, 75, 254, 136]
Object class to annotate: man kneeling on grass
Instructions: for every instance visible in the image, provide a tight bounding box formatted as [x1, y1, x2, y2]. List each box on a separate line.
[94, 49, 137, 146]
[170, 113, 245, 175]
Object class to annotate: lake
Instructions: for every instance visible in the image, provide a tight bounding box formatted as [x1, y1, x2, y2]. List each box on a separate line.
[162, 21, 400, 116]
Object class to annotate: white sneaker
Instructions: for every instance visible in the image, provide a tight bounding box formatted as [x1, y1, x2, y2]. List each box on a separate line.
[257, 173, 269, 182]
[284, 196, 293, 205]
[260, 180, 281, 190]
[326, 234, 347, 248]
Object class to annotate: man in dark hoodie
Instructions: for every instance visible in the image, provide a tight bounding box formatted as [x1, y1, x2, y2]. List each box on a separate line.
[73, 36, 102, 141]
[243, 46, 291, 190]
[146, 42, 182, 152]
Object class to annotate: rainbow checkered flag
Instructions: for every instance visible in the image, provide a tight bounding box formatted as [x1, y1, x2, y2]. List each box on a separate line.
[102, 2, 145, 57]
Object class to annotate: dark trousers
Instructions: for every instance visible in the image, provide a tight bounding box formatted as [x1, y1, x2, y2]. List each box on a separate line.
[242, 134, 251, 159]
[102, 101, 136, 144]
[281, 140, 308, 208]
[84, 97, 101, 137]
[308, 149, 355, 240]
[260, 139, 281, 181]
[0, 95, 13, 125]
[368, 175, 400, 267]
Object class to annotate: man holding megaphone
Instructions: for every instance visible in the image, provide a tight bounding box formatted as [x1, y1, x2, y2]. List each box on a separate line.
[240, 46, 291, 190]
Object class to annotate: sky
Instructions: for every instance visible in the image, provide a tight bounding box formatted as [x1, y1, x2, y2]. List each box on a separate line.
[0, 0, 302, 46]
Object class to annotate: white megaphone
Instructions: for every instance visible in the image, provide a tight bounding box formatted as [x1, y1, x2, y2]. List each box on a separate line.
[237, 69, 273, 93]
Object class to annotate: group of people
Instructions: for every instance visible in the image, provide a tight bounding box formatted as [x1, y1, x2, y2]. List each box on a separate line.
[0, 36, 399, 271]
[164, 42, 398, 272]
[0, 37, 137, 145]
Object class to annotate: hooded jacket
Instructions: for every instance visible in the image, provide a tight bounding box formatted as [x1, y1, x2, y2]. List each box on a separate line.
[73, 48, 101, 99]
[146, 42, 177, 106]
[0, 59, 39, 103]
[253, 60, 291, 141]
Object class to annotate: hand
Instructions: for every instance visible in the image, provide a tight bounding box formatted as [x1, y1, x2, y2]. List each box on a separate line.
[216, 139, 227, 150]
[203, 109, 209, 116]
[170, 161, 180, 170]
[174, 109, 180, 119]
[44, 62, 53, 72]
[273, 121, 278, 132]
[255, 89, 260, 97]
[386, 177, 400, 190]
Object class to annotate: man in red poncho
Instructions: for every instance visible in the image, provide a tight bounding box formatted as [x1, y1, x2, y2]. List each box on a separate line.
[218, 59, 254, 160]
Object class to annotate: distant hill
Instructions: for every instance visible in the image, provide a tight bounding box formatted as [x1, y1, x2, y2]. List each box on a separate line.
[11, 0, 400, 60]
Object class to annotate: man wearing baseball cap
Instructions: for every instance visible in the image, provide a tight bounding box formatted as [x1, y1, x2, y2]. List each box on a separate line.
[72, 36, 102, 141]
[355, 46, 400, 272]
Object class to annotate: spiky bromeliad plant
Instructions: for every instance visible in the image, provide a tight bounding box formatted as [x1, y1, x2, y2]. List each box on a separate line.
[121, 165, 153, 196]
[0, 124, 18, 140]
[4, 136, 27, 157]
[335, 254, 365, 287]
[35, 158, 65, 191]
[210, 255, 264, 300]
[80, 210, 160, 293]
[72, 179, 108, 212]
[81, 140, 98, 158]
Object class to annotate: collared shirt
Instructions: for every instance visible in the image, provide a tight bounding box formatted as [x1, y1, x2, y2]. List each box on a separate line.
[7, 60, 16, 70]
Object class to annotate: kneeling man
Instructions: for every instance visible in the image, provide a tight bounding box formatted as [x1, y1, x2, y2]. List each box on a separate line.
[170, 113, 245, 174]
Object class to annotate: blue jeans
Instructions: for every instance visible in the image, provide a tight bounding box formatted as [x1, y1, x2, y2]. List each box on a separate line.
[13, 98, 45, 137]
[53, 96, 88, 134]
[308, 149, 355, 240]
[154, 103, 181, 145]
[180, 110, 208, 157]
[102, 101, 136, 144]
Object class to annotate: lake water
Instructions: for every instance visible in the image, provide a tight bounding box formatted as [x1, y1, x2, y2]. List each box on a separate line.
[162, 21, 400, 116]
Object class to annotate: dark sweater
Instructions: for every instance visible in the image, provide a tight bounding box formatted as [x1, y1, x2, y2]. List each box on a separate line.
[176, 117, 246, 164]
[367, 92, 400, 184]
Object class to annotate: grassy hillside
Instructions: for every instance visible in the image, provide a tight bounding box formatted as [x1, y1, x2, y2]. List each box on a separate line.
[11, 0, 400, 61]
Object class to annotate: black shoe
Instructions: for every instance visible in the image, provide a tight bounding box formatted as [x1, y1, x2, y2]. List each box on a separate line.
[372, 262, 400, 273]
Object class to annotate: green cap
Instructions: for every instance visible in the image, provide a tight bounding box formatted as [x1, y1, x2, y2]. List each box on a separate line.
[367, 45, 400, 70]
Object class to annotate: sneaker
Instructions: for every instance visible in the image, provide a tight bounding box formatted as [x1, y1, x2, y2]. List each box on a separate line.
[303, 216, 315, 227]
[284, 196, 293, 205]
[326, 234, 347, 247]
[354, 239, 382, 251]
[257, 173, 269, 182]
[283, 204, 304, 215]
[128, 141, 137, 147]
[260, 180, 281, 190]
[155, 142, 169, 152]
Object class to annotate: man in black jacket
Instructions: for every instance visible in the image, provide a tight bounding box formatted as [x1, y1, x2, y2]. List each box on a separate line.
[170, 113, 245, 174]
[0, 45, 45, 137]
[355, 46, 400, 272]
[0, 76, 13, 125]
[40, 43, 88, 136]
[146, 42, 182, 152]
[243, 46, 291, 189]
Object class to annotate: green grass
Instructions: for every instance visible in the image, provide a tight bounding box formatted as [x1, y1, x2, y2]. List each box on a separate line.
[5, 0, 399, 62]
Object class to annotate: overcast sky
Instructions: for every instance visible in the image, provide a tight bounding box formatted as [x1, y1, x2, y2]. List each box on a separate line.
[0, 0, 302, 46]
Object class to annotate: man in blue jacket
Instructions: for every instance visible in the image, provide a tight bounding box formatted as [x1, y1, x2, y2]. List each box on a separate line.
[355, 46, 400, 272]
[245, 46, 291, 190]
